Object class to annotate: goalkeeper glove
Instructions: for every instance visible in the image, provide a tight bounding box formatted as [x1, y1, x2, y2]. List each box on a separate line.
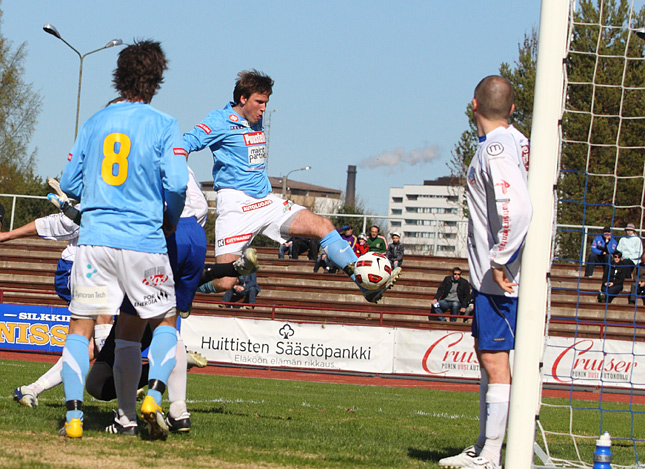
[47, 193, 80, 224]
[46, 177, 81, 224]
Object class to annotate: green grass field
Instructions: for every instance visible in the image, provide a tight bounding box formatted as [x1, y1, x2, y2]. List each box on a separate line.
[0, 358, 643, 468]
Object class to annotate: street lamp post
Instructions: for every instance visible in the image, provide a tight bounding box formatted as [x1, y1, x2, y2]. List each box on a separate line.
[282, 166, 311, 198]
[43, 24, 124, 139]
[263, 108, 278, 173]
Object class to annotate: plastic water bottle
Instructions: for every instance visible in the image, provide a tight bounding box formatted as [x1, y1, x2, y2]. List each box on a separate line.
[593, 432, 612, 469]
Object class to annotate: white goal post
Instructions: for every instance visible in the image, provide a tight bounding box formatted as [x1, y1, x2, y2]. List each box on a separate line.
[506, 0, 569, 467]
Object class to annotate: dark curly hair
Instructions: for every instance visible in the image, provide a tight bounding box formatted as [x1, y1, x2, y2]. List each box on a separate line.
[112, 40, 168, 103]
[233, 69, 274, 104]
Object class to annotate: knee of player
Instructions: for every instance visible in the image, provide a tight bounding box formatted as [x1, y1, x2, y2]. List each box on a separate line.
[289, 209, 335, 239]
[308, 216, 335, 239]
[85, 362, 115, 401]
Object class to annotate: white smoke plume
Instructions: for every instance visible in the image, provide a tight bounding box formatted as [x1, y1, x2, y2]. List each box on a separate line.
[359, 144, 441, 174]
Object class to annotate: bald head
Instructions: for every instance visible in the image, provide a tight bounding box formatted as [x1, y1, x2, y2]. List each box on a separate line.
[474, 75, 514, 120]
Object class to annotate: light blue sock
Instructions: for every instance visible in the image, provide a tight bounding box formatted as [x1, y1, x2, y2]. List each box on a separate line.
[62, 334, 90, 421]
[320, 230, 358, 270]
[147, 325, 177, 405]
[320, 230, 367, 292]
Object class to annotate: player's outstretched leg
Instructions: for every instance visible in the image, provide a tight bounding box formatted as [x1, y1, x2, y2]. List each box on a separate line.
[12, 386, 39, 408]
[233, 247, 259, 275]
[361, 267, 402, 304]
[199, 248, 260, 288]
[16, 321, 112, 409]
[320, 229, 402, 304]
[186, 350, 208, 368]
[13, 356, 63, 407]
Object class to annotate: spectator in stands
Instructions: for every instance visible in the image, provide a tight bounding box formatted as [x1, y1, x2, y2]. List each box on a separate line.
[430, 267, 471, 322]
[386, 232, 404, 269]
[222, 273, 261, 307]
[598, 250, 627, 303]
[307, 239, 320, 261]
[278, 239, 293, 259]
[367, 225, 387, 253]
[279, 237, 315, 260]
[354, 233, 369, 257]
[313, 251, 337, 273]
[339, 225, 357, 251]
[584, 226, 617, 277]
[617, 223, 643, 278]
[628, 253, 645, 305]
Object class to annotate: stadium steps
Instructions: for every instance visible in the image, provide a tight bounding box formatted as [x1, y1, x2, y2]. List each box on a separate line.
[1, 240, 645, 340]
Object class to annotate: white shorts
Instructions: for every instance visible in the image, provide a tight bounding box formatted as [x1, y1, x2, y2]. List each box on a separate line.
[214, 189, 306, 256]
[69, 245, 176, 320]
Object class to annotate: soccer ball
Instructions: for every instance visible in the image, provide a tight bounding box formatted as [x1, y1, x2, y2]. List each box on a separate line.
[354, 252, 392, 290]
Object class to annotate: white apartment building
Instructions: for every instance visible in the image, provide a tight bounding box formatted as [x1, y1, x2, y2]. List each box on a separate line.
[388, 177, 468, 257]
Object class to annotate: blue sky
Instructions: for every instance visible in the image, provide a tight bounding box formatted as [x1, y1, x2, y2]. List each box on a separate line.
[3, 1, 541, 215]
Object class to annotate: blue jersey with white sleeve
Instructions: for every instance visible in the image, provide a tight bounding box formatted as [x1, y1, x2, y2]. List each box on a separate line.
[182, 102, 271, 199]
[61, 101, 188, 254]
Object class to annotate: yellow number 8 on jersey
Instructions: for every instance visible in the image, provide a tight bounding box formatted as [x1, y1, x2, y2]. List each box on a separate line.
[101, 133, 131, 186]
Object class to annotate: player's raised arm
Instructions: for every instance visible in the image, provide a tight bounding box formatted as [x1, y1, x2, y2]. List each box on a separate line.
[60, 131, 87, 201]
[161, 122, 189, 227]
[181, 111, 225, 154]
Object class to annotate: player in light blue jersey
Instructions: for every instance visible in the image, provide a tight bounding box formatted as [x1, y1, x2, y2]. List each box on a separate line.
[183, 70, 401, 304]
[58, 40, 188, 440]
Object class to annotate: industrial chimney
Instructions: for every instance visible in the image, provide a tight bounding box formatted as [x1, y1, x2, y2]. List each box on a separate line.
[345, 165, 356, 207]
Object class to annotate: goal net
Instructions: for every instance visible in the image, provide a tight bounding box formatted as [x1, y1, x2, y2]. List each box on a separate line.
[529, 0, 645, 467]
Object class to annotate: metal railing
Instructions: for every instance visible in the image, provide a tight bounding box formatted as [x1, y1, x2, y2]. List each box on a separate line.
[2, 193, 637, 260]
[0, 193, 49, 231]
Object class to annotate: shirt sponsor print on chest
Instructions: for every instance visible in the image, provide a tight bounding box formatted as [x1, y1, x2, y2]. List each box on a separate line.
[244, 131, 267, 165]
[243, 131, 266, 146]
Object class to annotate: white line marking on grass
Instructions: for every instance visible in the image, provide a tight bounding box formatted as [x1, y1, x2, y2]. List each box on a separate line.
[195, 398, 267, 405]
[412, 410, 478, 421]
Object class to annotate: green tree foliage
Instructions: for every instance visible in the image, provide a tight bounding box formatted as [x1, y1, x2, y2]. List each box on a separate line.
[448, 30, 538, 215]
[329, 202, 376, 236]
[557, 0, 645, 258]
[449, 0, 645, 259]
[0, 2, 49, 230]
